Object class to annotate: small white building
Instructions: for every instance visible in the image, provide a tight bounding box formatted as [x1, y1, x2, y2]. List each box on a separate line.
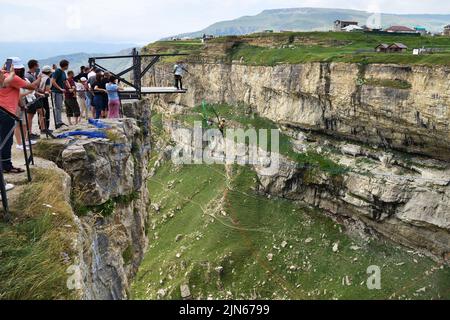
[343, 25, 363, 32]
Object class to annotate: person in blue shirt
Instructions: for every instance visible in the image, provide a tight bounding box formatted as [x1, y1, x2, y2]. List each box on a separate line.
[105, 76, 122, 118]
[51, 59, 69, 128]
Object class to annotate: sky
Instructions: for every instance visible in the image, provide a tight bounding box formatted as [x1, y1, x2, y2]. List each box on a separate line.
[1, 0, 450, 45]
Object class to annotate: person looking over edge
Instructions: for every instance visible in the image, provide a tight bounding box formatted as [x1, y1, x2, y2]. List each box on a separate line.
[39, 66, 53, 135]
[173, 61, 188, 90]
[86, 68, 96, 119]
[64, 71, 81, 125]
[0, 57, 40, 174]
[17, 61, 38, 150]
[76, 77, 89, 120]
[87, 67, 96, 80]
[25, 59, 45, 140]
[92, 71, 107, 119]
[51, 59, 69, 129]
[105, 76, 123, 119]
[74, 66, 88, 83]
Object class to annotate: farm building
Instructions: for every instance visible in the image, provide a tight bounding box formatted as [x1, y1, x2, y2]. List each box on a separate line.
[385, 26, 416, 34]
[375, 43, 409, 53]
[444, 25, 450, 36]
[388, 43, 408, 53]
[375, 43, 389, 53]
[334, 20, 358, 31]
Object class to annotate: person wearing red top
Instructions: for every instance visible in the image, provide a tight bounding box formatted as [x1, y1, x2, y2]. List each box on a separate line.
[0, 59, 40, 174]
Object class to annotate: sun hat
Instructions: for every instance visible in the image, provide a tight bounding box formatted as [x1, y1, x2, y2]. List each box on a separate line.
[80, 77, 87, 82]
[7, 57, 25, 69]
[41, 65, 52, 73]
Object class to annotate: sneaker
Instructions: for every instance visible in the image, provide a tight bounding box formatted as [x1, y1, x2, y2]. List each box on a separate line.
[16, 144, 30, 150]
[30, 134, 41, 140]
[29, 140, 37, 145]
[5, 184, 14, 192]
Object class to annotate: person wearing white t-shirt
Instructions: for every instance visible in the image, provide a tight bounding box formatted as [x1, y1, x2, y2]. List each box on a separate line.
[76, 77, 89, 119]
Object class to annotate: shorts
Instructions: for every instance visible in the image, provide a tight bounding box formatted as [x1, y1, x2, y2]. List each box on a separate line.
[93, 95, 108, 111]
[26, 99, 43, 115]
[65, 98, 81, 118]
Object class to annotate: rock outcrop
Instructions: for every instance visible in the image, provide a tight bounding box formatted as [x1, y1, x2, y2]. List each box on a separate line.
[35, 100, 151, 299]
[254, 143, 450, 260]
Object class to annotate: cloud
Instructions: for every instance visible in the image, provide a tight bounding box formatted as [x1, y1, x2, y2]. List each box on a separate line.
[1, 0, 449, 43]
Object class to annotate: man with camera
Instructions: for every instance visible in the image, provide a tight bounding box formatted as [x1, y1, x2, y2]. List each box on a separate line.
[25, 59, 45, 140]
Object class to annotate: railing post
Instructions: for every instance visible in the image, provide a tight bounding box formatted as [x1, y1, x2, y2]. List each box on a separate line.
[18, 119, 32, 183]
[0, 146, 9, 216]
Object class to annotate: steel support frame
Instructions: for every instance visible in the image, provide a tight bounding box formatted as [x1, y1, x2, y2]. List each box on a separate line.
[89, 48, 187, 100]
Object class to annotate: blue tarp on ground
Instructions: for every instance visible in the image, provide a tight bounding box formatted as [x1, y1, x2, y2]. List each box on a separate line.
[56, 131, 108, 139]
[56, 119, 111, 139]
[89, 119, 112, 129]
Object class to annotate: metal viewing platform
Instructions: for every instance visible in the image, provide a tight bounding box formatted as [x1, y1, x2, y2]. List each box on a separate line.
[89, 48, 188, 100]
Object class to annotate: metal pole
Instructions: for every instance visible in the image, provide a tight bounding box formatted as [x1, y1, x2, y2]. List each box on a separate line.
[18, 119, 32, 183]
[0, 141, 9, 217]
[22, 108, 35, 166]
[119, 95, 124, 118]
[50, 93, 57, 130]
[132, 48, 142, 100]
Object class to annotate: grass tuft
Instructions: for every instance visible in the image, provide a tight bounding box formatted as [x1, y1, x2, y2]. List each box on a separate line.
[0, 169, 78, 300]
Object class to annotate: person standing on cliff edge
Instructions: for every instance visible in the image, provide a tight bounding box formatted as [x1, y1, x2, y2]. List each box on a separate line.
[173, 61, 188, 90]
[51, 59, 70, 129]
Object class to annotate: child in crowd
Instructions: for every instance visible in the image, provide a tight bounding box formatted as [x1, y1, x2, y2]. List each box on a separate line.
[105, 76, 122, 118]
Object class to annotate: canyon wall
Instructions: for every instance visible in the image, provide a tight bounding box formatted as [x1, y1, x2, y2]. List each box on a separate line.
[146, 61, 450, 261]
[148, 62, 450, 161]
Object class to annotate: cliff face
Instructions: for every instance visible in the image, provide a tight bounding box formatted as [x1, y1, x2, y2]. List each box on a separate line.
[149, 62, 450, 161]
[255, 144, 450, 260]
[36, 100, 151, 300]
[146, 62, 450, 261]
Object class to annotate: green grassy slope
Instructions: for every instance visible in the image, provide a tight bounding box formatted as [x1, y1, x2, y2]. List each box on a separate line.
[147, 32, 450, 66]
[130, 108, 450, 300]
[131, 161, 449, 300]
[228, 32, 450, 66]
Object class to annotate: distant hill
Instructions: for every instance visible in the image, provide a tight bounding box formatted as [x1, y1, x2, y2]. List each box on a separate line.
[0, 42, 137, 63]
[39, 48, 140, 77]
[168, 7, 450, 39]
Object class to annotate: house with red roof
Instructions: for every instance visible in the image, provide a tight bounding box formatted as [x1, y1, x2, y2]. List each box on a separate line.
[384, 26, 416, 34]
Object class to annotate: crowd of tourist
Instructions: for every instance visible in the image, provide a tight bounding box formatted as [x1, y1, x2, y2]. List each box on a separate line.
[0, 57, 124, 197]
